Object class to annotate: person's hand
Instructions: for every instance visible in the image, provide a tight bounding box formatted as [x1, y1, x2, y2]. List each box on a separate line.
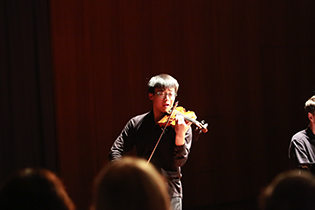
[174, 115, 191, 146]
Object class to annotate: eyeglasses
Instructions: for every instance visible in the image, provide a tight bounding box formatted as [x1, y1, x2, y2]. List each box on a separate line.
[155, 91, 177, 99]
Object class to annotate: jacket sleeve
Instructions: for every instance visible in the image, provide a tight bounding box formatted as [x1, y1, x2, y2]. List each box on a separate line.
[291, 139, 310, 164]
[109, 119, 136, 162]
[173, 126, 193, 167]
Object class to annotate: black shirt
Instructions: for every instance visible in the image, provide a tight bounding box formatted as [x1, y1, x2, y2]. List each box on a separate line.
[289, 127, 315, 173]
[109, 110, 193, 198]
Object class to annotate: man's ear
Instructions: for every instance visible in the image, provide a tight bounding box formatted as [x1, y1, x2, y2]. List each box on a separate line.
[308, 112, 314, 122]
[149, 93, 154, 101]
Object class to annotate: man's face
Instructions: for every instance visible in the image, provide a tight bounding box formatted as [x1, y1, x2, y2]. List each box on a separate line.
[149, 87, 176, 115]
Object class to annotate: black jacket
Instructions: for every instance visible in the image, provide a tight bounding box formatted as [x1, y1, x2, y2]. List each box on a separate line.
[109, 110, 193, 198]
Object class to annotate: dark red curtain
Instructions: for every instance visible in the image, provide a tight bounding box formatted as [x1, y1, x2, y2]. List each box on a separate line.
[50, 1, 315, 209]
[0, 0, 56, 183]
[1, 0, 315, 210]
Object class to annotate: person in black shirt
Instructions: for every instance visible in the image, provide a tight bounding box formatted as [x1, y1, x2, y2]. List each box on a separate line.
[109, 74, 192, 210]
[289, 95, 315, 174]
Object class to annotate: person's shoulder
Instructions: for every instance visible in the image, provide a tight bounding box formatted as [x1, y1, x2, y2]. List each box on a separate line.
[127, 111, 153, 130]
[291, 129, 308, 142]
[294, 129, 307, 136]
[130, 111, 152, 122]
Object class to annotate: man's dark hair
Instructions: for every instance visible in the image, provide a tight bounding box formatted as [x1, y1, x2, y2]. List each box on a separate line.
[304, 95, 315, 114]
[147, 74, 179, 94]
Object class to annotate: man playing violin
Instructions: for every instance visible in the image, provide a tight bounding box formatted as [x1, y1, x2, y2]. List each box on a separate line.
[109, 74, 193, 210]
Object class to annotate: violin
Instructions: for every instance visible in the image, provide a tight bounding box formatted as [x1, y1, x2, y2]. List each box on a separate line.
[147, 102, 208, 163]
[158, 103, 208, 133]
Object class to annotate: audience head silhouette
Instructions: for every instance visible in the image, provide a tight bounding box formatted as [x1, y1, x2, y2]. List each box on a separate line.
[91, 157, 170, 210]
[259, 170, 315, 210]
[0, 168, 75, 210]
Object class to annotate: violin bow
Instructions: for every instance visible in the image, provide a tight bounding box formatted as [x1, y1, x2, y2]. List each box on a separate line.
[147, 102, 179, 164]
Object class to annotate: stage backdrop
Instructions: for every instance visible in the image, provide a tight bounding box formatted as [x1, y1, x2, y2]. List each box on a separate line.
[0, 0, 56, 184]
[50, 1, 315, 209]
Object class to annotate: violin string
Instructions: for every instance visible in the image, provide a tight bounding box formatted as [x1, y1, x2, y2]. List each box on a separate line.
[171, 107, 208, 133]
[147, 102, 179, 164]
